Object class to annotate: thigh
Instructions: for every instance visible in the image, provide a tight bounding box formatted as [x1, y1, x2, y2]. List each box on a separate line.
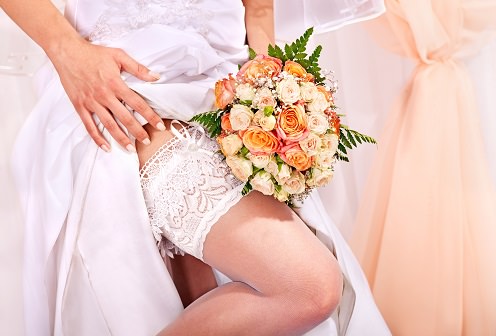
[203, 191, 341, 295]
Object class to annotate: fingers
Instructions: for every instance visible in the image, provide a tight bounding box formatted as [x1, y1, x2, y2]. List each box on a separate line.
[118, 87, 166, 132]
[77, 106, 111, 153]
[90, 103, 137, 152]
[115, 48, 161, 82]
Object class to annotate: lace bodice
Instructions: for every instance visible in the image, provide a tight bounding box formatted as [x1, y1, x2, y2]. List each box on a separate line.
[88, 0, 213, 42]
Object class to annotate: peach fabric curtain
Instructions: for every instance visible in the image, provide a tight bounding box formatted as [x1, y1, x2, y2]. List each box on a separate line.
[351, 1, 496, 335]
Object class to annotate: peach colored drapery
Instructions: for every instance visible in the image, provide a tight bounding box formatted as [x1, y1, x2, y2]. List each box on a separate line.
[351, 1, 496, 335]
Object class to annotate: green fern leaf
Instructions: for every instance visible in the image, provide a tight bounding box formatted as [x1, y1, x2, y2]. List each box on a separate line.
[338, 142, 347, 155]
[190, 110, 223, 138]
[242, 182, 253, 196]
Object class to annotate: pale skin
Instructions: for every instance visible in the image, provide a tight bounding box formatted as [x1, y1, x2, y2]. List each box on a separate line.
[2, 0, 344, 334]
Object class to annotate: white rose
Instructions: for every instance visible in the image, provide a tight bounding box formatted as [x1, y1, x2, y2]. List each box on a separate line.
[307, 168, 334, 188]
[264, 158, 279, 176]
[253, 87, 276, 109]
[315, 150, 336, 169]
[307, 92, 330, 113]
[282, 171, 306, 194]
[220, 134, 243, 156]
[275, 163, 292, 185]
[247, 153, 271, 169]
[300, 82, 319, 102]
[274, 188, 290, 202]
[259, 114, 276, 131]
[299, 133, 322, 156]
[251, 171, 275, 196]
[321, 133, 339, 156]
[226, 156, 253, 182]
[230, 104, 254, 131]
[307, 113, 329, 135]
[236, 83, 256, 101]
[276, 78, 301, 105]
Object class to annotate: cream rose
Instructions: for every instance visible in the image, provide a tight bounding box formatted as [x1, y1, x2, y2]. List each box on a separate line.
[247, 153, 271, 169]
[299, 133, 322, 156]
[274, 188, 290, 202]
[220, 134, 243, 156]
[229, 104, 254, 131]
[322, 133, 339, 156]
[314, 150, 335, 169]
[264, 158, 279, 177]
[251, 171, 275, 196]
[307, 113, 329, 135]
[307, 92, 330, 114]
[276, 78, 301, 105]
[253, 87, 276, 109]
[282, 171, 306, 194]
[236, 83, 256, 101]
[307, 168, 334, 188]
[275, 163, 292, 185]
[259, 114, 276, 132]
[226, 156, 253, 182]
[300, 82, 319, 102]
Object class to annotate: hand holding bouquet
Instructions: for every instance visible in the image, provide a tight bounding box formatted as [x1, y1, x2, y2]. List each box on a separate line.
[192, 28, 375, 204]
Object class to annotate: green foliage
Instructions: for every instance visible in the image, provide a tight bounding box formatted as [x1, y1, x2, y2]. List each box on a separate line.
[248, 47, 257, 60]
[267, 27, 326, 84]
[190, 110, 223, 138]
[337, 126, 377, 162]
[242, 182, 253, 196]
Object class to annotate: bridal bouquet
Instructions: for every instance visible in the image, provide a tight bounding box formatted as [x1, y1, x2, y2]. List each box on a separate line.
[191, 28, 375, 204]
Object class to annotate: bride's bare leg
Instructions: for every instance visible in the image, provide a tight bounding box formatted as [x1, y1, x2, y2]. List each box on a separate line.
[159, 192, 342, 336]
[137, 121, 343, 335]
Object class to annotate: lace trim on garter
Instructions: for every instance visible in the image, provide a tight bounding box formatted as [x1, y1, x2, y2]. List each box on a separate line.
[140, 125, 244, 260]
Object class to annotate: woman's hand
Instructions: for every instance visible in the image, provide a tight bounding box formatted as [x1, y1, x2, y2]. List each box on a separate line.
[48, 39, 165, 152]
[1, 0, 165, 152]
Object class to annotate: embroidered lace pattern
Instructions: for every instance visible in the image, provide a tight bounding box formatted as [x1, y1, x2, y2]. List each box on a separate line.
[88, 0, 212, 42]
[140, 125, 244, 260]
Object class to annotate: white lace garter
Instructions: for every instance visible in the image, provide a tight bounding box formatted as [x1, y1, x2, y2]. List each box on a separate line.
[139, 122, 244, 260]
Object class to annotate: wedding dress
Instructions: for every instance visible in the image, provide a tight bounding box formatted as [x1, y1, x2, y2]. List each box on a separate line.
[12, 0, 390, 335]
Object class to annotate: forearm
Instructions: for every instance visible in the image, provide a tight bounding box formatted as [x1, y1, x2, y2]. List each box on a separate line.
[0, 0, 84, 59]
[243, 0, 274, 54]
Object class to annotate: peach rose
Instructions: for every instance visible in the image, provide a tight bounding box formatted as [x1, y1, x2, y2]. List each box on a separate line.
[229, 104, 254, 131]
[276, 104, 309, 142]
[237, 55, 283, 83]
[214, 74, 236, 109]
[276, 78, 301, 105]
[242, 126, 280, 155]
[282, 170, 306, 194]
[307, 168, 334, 188]
[221, 113, 233, 132]
[220, 134, 243, 156]
[279, 143, 313, 171]
[299, 132, 322, 156]
[251, 171, 275, 196]
[284, 61, 314, 82]
[226, 156, 253, 182]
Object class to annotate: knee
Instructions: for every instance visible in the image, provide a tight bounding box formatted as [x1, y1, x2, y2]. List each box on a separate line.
[287, 259, 343, 324]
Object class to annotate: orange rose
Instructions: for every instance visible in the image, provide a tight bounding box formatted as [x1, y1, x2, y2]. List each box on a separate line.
[237, 55, 283, 83]
[327, 110, 340, 136]
[221, 113, 233, 132]
[215, 74, 236, 109]
[279, 143, 313, 171]
[276, 103, 309, 142]
[317, 85, 333, 103]
[242, 126, 280, 155]
[283, 60, 314, 82]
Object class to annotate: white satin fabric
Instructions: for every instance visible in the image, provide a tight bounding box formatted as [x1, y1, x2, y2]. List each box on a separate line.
[11, 0, 389, 335]
[274, 0, 385, 42]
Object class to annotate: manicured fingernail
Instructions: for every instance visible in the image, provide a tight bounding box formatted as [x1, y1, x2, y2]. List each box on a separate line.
[156, 122, 166, 131]
[126, 144, 136, 152]
[149, 71, 161, 80]
[101, 144, 111, 153]
[142, 138, 151, 145]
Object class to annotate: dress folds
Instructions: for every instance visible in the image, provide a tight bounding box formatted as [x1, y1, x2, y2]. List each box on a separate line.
[13, 0, 389, 335]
